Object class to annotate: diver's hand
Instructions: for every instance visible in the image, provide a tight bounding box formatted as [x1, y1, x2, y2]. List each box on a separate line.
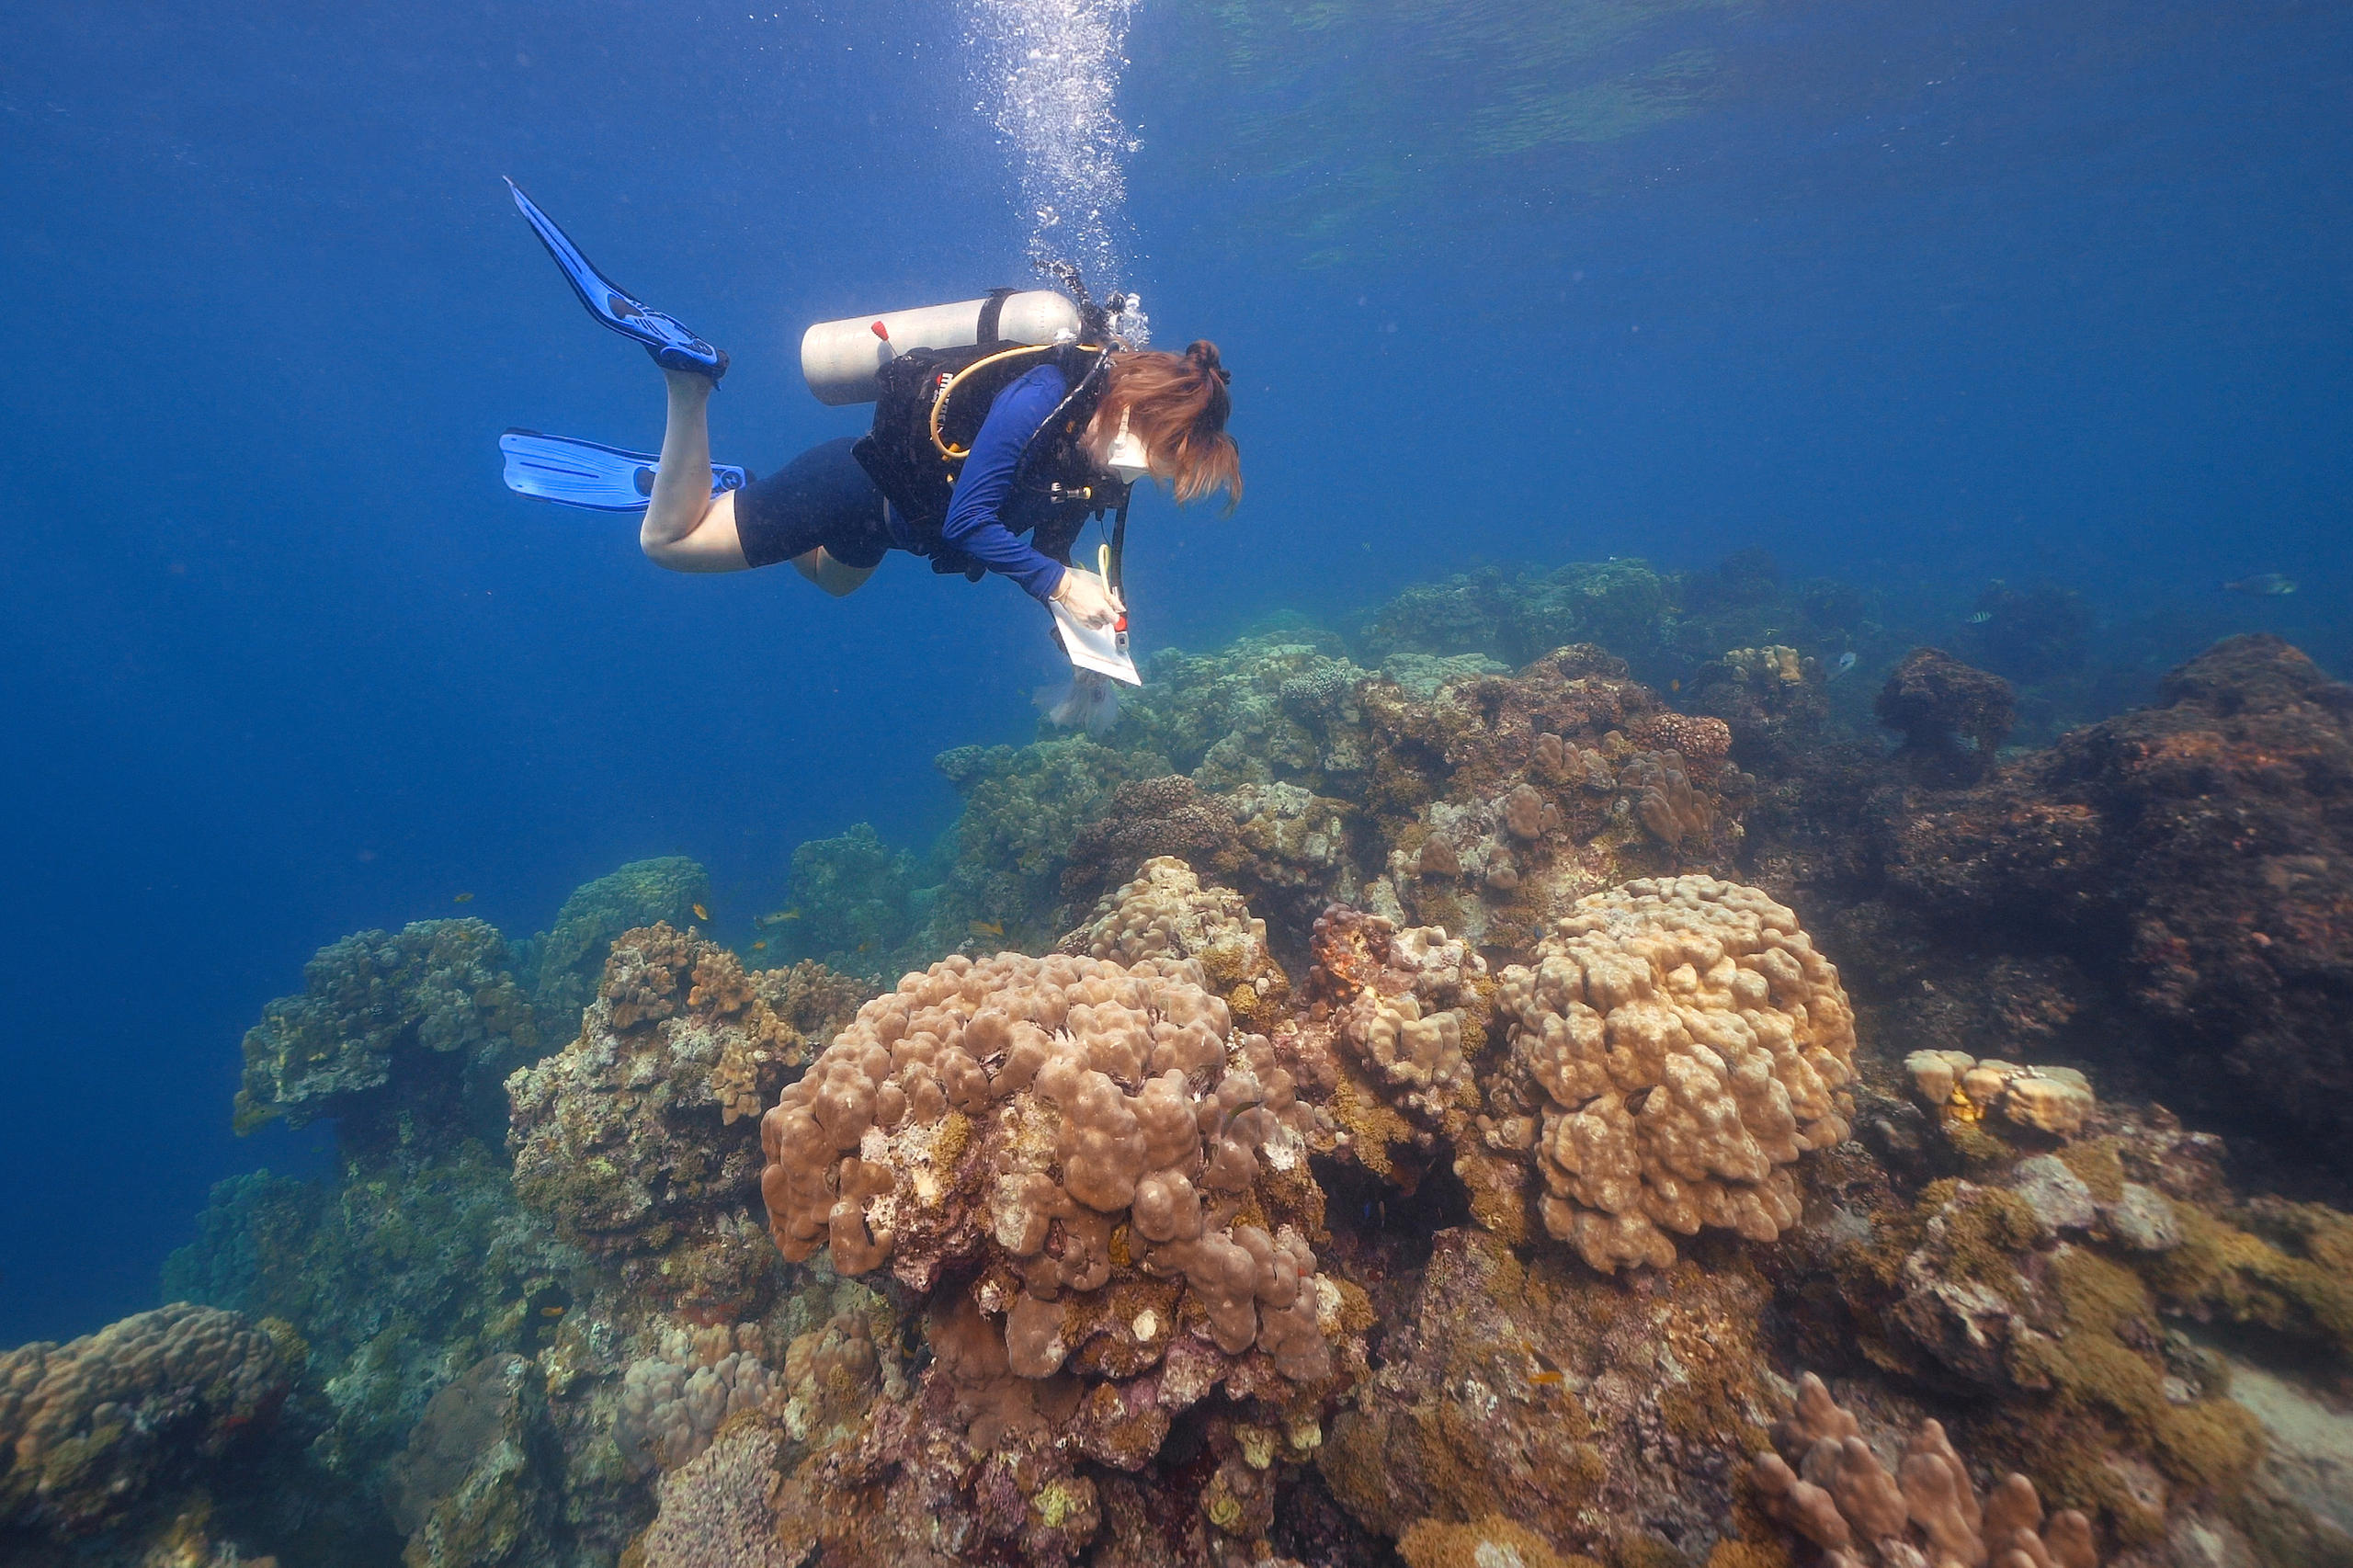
[1051, 568, 1123, 629]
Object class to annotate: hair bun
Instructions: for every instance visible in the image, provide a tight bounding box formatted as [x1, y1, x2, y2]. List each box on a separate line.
[1186, 340, 1233, 385]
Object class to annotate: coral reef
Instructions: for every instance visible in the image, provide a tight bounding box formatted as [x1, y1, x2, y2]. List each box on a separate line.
[94, 562, 2353, 1568]
[521, 858, 711, 1030]
[0, 1304, 297, 1538]
[1486, 876, 1857, 1271]
[233, 918, 539, 1143]
[1751, 1372, 2097, 1568]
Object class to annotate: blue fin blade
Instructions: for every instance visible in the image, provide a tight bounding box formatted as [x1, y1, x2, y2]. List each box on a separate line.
[500, 430, 748, 512]
[503, 178, 726, 377]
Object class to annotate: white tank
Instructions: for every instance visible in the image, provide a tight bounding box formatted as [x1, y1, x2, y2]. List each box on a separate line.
[800, 290, 1084, 406]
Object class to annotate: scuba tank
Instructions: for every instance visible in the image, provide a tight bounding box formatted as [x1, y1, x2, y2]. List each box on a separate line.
[801, 290, 1085, 406]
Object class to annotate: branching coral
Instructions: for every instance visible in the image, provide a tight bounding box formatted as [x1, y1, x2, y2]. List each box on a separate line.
[1487, 876, 1856, 1271]
[0, 1303, 297, 1537]
[233, 917, 537, 1137]
[1751, 1373, 2096, 1568]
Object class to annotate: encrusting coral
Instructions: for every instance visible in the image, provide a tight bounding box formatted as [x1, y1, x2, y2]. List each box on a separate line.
[1485, 876, 1858, 1271]
[1751, 1373, 2097, 1568]
[0, 1303, 298, 1538]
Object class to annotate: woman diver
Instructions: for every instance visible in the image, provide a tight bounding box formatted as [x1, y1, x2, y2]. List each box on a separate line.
[498, 181, 1241, 634]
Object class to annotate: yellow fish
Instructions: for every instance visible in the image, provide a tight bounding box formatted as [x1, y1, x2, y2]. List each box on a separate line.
[453, 892, 474, 903]
[540, 1304, 566, 1319]
[692, 903, 710, 921]
[969, 919, 1005, 938]
[751, 939, 768, 951]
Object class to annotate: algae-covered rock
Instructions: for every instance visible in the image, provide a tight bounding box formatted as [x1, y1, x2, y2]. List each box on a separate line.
[520, 857, 711, 1030]
[769, 823, 927, 978]
[384, 1353, 556, 1568]
[233, 918, 538, 1140]
[162, 1142, 584, 1493]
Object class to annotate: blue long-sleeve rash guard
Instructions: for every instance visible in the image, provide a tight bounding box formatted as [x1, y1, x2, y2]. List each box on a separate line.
[936, 363, 1073, 601]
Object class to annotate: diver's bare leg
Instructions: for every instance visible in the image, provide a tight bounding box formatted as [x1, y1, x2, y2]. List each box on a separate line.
[639, 370, 747, 572]
[793, 548, 876, 597]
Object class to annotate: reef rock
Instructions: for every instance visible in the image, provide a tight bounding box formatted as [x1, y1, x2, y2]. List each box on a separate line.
[1888, 634, 2353, 1172]
[1323, 1227, 1778, 1564]
[507, 923, 869, 1321]
[1364, 646, 1747, 952]
[1876, 647, 2016, 784]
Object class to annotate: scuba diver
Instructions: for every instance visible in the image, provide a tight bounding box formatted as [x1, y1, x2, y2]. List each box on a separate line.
[497, 181, 1240, 646]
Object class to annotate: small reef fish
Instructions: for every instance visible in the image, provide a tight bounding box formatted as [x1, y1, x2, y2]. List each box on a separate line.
[1966, 610, 1995, 623]
[758, 909, 801, 926]
[969, 919, 1006, 938]
[539, 1305, 565, 1318]
[751, 939, 767, 951]
[1825, 652, 1858, 683]
[453, 892, 474, 903]
[691, 903, 710, 921]
[1529, 1369, 1564, 1387]
[2224, 573, 2298, 597]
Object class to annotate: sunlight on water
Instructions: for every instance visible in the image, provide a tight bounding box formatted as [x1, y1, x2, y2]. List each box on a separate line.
[965, 0, 1139, 290]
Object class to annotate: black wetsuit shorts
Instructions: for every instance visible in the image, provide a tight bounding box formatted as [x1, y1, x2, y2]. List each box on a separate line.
[731, 437, 894, 570]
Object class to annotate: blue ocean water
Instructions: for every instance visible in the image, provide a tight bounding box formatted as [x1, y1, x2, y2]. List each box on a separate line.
[1, 0, 2346, 1348]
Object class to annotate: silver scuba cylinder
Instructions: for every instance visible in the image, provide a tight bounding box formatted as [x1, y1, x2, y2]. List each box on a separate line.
[800, 290, 1084, 406]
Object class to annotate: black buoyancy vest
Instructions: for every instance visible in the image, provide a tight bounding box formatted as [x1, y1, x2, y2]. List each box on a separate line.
[851, 304, 1129, 581]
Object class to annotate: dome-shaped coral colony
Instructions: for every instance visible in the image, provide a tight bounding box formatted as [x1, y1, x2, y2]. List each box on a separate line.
[111, 619, 2353, 1568]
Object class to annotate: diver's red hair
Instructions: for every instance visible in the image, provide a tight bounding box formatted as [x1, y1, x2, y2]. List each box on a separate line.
[1087, 342, 1242, 510]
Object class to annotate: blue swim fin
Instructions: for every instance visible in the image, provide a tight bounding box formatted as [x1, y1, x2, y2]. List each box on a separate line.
[500, 430, 749, 511]
[504, 178, 730, 381]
